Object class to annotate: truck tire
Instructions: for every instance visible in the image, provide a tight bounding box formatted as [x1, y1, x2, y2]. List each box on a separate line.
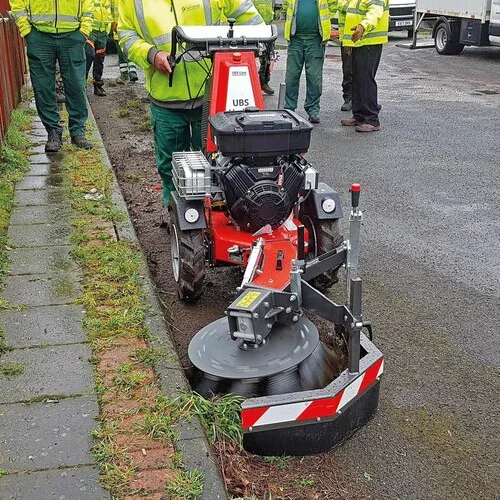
[301, 215, 343, 290]
[434, 21, 464, 55]
[169, 211, 205, 303]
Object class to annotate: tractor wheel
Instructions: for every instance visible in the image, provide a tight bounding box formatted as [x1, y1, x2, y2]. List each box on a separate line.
[169, 212, 205, 303]
[301, 215, 343, 290]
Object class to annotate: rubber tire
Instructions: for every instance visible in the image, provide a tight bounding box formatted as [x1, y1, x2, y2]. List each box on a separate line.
[434, 22, 464, 55]
[169, 210, 205, 303]
[301, 216, 343, 290]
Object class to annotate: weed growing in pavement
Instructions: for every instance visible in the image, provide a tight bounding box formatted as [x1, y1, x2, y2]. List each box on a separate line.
[0, 361, 25, 380]
[263, 455, 291, 469]
[132, 347, 167, 365]
[112, 362, 149, 393]
[144, 392, 244, 446]
[0, 326, 12, 356]
[125, 99, 141, 109]
[165, 469, 205, 500]
[0, 468, 6, 478]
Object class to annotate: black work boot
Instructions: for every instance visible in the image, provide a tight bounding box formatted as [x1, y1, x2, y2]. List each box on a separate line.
[71, 135, 93, 150]
[45, 129, 63, 153]
[93, 80, 106, 97]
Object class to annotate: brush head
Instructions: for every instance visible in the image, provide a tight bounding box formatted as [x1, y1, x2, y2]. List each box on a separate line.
[189, 316, 337, 398]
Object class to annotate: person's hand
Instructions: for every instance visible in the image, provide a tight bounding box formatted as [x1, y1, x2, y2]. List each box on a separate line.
[153, 51, 172, 73]
[111, 22, 118, 32]
[351, 24, 364, 43]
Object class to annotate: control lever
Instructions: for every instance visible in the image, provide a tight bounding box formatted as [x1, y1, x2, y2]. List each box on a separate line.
[227, 18, 236, 38]
[168, 29, 178, 87]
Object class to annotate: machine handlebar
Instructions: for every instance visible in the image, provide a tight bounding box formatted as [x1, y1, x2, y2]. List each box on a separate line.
[350, 183, 361, 209]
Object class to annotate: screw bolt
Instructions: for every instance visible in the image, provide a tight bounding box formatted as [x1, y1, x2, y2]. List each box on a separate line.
[293, 315, 299, 322]
[253, 313, 259, 319]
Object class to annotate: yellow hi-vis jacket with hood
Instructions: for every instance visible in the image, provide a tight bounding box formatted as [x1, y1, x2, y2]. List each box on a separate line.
[10, 0, 94, 37]
[92, 0, 112, 33]
[118, 0, 264, 105]
[338, 0, 389, 47]
[252, 0, 273, 24]
[283, 0, 337, 43]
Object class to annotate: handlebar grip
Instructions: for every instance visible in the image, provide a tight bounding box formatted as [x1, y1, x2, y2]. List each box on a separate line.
[350, 183, 361, 208]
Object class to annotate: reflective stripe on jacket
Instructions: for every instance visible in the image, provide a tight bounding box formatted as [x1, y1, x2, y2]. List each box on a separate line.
[10, 0, 94, 37]
[92, 0, 112, 32]
[339, 0, 388, 47]
[118, 0, 264, 103]
[283, 0, 337, 42]
[252, 0, 273, 24]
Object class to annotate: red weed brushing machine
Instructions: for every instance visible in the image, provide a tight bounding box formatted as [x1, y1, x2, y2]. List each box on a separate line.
[167, 21, 383, 456]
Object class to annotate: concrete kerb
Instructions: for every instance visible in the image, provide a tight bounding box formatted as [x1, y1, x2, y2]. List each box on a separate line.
[87, 105, 228, 500]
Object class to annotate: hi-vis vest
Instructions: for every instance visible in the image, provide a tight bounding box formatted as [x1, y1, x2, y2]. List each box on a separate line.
[339, 0, 389, 47]
[252, 0, 273, 24]
[10, 0, 94, 37]
[92, 0, 112, 33]
[283, 0, 337, 42]
[118, 0, 264, 103]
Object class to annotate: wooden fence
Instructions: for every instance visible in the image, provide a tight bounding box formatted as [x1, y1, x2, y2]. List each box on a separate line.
[0, 1, 27, 141]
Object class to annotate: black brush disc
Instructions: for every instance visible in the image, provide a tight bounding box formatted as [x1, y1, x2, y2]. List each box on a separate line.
[189, 316, 335, 398]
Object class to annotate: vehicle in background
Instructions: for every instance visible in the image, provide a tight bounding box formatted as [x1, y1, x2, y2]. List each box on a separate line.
[414, 0, 500, 54]
[389, 0, 416, 37]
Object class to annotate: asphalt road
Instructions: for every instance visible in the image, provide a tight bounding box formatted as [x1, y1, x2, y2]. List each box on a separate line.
[264, 34, 500, 499]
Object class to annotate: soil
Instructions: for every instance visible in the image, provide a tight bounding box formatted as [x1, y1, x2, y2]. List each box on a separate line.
[90, 81, 366, 500]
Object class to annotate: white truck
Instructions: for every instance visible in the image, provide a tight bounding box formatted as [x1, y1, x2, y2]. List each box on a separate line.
[414, 0, 500, 54]
[389, 0, 416, 36]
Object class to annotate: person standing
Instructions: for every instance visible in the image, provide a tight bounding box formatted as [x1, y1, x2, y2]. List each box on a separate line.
[10, 0, 94, 152]
[252, 0, 275, 95]
[283, 0, 337, 124]
[85, 0, 112, 96]
[118, 0, 264, 208]
[338, 8, 352, 111]
[110, 0, 138, 82]
[339, 0, 389, 132]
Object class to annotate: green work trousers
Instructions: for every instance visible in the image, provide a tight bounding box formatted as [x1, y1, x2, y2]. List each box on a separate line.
[26, 28, 88, 136]
[150, 103, 202, 206]
[284, 36, 325, 117]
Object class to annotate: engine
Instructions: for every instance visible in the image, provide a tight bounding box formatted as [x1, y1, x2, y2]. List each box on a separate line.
[220, 156, 305, 232]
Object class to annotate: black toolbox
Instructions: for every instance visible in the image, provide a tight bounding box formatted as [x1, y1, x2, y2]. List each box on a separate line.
[209, 108, 312, 157]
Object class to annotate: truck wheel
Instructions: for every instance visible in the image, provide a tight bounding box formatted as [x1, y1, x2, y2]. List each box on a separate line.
[435, 22, 464, 55]
[169, 211, 205, 303]
[301, 215, 343, 290]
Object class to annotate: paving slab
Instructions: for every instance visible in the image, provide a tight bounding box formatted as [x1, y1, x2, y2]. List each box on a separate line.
[7, 245, 76, 275]
[29, 153, 64, 165]
[0, 304, 86, 348]
[0, 466, 109, 500]
[14, 187, 71, 206]
[15, 174, 67, 190]
[9, 204, 73, 225]
[2, 273, 81, 307]
[28, 144, 48, 154]
[0, 396, 99, 471]
[0, 343, 94, 403]
[8, 223, 73, 248]
[27, 128, 47, 138]
[27, 163, 66, 176]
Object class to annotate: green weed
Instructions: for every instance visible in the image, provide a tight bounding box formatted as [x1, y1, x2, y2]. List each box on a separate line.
[112, 363, 149, 392]
[0, 362, 25, 380]
[263, 455, 291, 469]
[165, 469, 205, 499]
[0, 468, 6, 478]
[299, 477, 315, 488]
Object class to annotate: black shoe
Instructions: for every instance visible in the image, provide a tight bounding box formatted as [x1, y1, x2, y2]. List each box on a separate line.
[71, 135, 93, 149]
[45, 129, 63, 153]
[261, 83, 275, 95]
[308, 115, 320, 124]
[94, 85, 106, 97]
[93, 80, 106, 97]
[341, 99, 352, 111]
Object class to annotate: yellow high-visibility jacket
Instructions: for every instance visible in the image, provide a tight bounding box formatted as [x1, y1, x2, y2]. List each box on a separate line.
[10, 0, 94, 37]
[92, 0, 112, 33]
[282, 0, 337, 42]
[118, 0, 264, 104]
[252, 0, 273, 24]
[338, 0, 389, 47]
